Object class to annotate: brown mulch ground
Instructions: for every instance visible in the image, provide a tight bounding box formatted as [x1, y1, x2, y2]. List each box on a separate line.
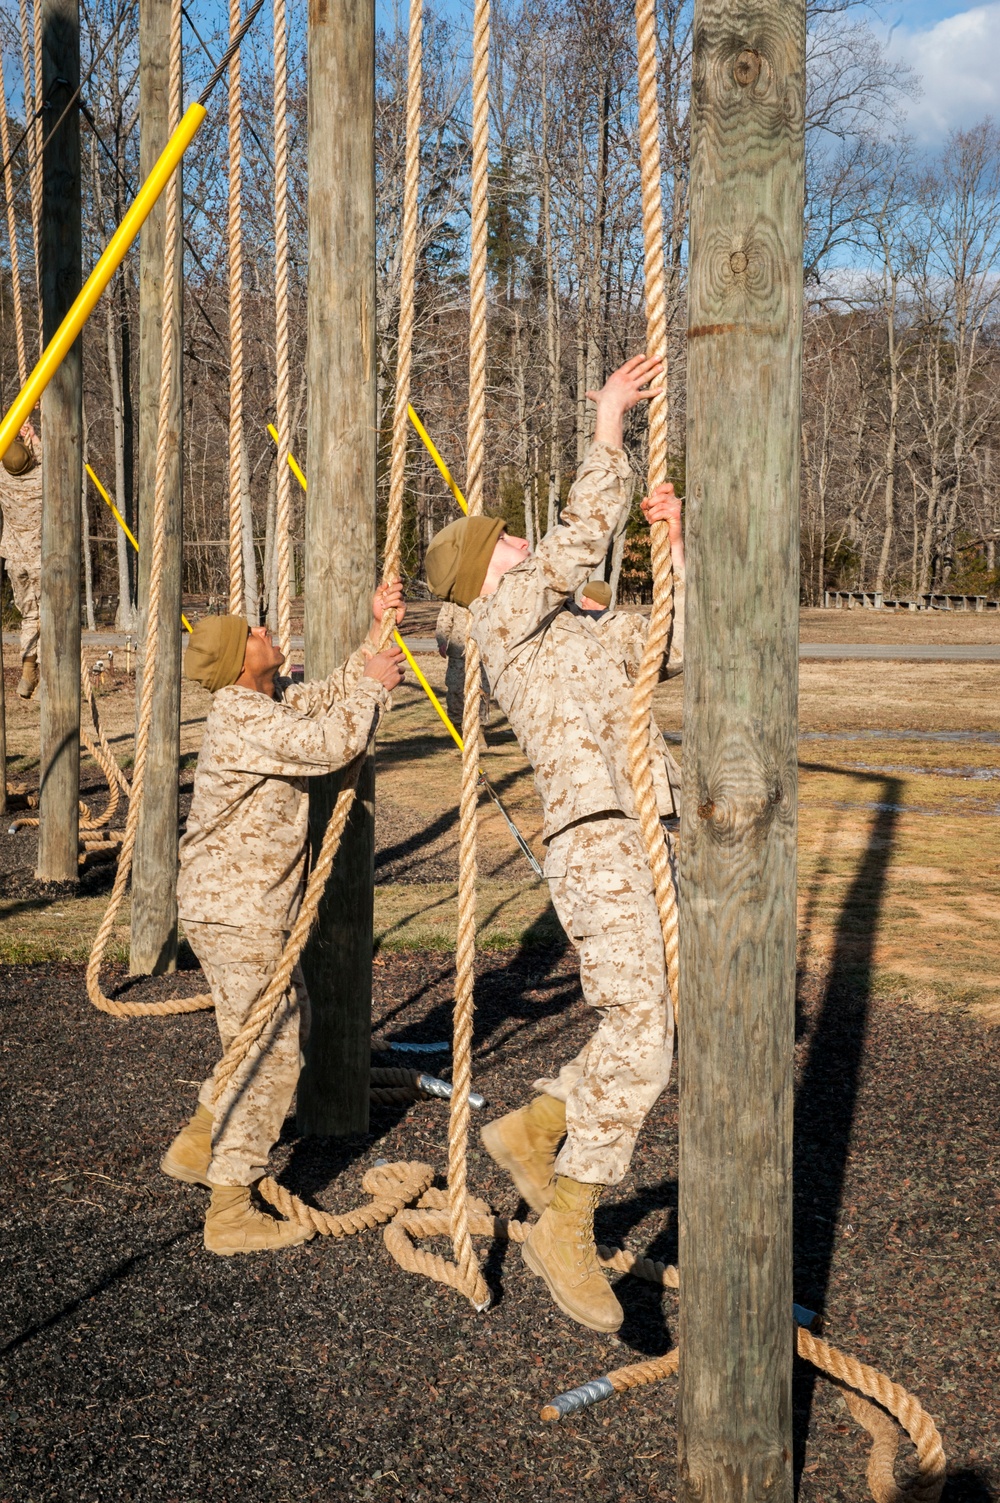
[0, 948, 997, 1502]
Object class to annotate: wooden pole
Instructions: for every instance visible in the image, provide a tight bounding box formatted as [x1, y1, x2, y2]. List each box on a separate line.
[130, 0, 184, 973]
[36, 0, 82, 883]
[296, 0, 376, 1136]
[677, 1, 804, 1498]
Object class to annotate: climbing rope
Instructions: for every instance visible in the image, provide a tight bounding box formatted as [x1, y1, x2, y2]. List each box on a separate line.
[85, 0, 212, 1019]
[271, 0, 292, 657]
[227, 0, 246, 618]
[626, 0, 679, 1016]
[380, 0, 490, 1311]
[538, 1321, 945, 1503]
[0, 40, 28, 387]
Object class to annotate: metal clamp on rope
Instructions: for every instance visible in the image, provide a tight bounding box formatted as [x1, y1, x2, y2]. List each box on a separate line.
[415, 1073, 485, 1111]
[541, 1376, 615, 1422]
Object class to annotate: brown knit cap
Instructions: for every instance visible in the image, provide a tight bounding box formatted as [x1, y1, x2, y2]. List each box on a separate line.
[425, 514, 505, 607]
[580, 580, 611, 608]
[2, 437, 35, 476]
[184, 614, 249, 693]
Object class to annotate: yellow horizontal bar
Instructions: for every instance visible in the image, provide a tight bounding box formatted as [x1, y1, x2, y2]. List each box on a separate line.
[86, 462, 192, 633]
[407, 404, 468, 515]
[0, 102, 207, 461]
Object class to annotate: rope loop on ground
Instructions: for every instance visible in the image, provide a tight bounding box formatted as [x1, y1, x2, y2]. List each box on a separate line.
[258, 1161, 435, 1239]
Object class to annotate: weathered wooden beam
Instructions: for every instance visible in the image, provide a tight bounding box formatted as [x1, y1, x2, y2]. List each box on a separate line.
[677, 0, 804, 1498]
[297, 0, 376, 1137]
[130, 0, 184, 974]
[37, 0, 82, 883]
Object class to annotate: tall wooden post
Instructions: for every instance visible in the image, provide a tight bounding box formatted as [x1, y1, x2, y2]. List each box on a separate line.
[296, 0, 376, 1135]
[36, 0, 82, 883]
[677, 1, 804, 1498]
[130, 0, 184, 973]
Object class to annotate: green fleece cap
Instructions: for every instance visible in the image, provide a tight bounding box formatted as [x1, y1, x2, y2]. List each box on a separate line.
[184, 614, 249, 692]
[425, 514, 505, 607]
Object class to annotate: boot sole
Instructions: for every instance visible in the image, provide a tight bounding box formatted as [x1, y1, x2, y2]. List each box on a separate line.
[521, 1237, 623, 1333]
[479, 1121, 553, 1216]
[204, 1231, 314, 1256]
[160, 1152, 213, 1188]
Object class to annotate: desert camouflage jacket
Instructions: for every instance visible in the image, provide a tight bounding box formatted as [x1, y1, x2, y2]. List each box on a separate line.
[0, 463, 42, 563]
[178, 646, 389, 930]
[470, 441, 683, 843]
[435, 601, 471, 653]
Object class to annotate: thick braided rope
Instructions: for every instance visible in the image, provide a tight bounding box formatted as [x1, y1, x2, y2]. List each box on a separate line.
[385, 1191, 678, 1296]
[384, 0, 421, 592]
[0, 43, 28, 386]
[537, 1324, 944, 1503]
[13, 657, 129, 845]
[85, 0, 212, 1020]
[227, 0, 246, 617]
[272, 0, 292, 657]
[21, 0, 41, 317]
[465, 0, 489, 514]
[798, 1329, 946, 1503]
[258, 1161, 435, 1237]
[627, 0, 679, 1015]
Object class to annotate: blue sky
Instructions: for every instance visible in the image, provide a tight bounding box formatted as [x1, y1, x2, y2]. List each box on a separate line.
[882, 0, 1000, 140]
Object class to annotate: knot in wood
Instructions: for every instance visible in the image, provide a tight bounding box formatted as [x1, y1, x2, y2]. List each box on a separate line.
[729, 250, 749, 276]
[733, 48, 762, 88]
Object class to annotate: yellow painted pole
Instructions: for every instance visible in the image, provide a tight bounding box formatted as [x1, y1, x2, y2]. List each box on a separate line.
[0, 102, 207, 460]
[407, 404, 468, 514]
[87, 463, 193, 633]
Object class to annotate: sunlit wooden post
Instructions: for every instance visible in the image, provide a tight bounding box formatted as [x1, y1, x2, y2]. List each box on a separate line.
[297, 0, 376, 1136]
[677, 0, 805, 1496]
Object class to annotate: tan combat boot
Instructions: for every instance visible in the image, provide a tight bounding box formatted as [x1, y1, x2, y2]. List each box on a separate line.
[160, 1103, 214, 1187]
[480, 1093, 566, 1213]
[16, 656, 38, 699]
[203, 1185, 314, 1255]
[521, 1174, 623, 1333]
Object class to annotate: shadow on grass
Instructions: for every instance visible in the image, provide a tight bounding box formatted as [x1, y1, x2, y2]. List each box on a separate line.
[793, 771, 902, 1490]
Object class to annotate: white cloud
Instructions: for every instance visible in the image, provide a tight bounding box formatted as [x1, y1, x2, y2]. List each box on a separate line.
[888, 4, 1000, 142]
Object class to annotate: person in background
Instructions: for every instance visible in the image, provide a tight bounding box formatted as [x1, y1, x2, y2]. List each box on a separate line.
[0, 420, 42, 699]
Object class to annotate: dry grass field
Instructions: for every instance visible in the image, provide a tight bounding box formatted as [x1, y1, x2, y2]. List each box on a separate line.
[3, 618, 1000, 1024]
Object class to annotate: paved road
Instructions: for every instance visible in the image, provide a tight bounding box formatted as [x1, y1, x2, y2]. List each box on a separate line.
[5, 633, 1000, 661]
[799, 642, 1000, 661]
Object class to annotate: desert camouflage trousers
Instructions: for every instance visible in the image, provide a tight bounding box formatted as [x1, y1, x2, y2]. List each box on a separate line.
[534, 814, 675, 1185]
[5, 557, 39, 659]
[445, 645, 489, 731]
[187, 920, 310, 1186]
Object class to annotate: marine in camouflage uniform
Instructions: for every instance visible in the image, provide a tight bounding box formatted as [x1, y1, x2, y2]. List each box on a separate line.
[162, 597, 405, 1254]
[424, 353, 682, 1331]
[470, 442, 683, 1189]
[0, 428, 43, 698]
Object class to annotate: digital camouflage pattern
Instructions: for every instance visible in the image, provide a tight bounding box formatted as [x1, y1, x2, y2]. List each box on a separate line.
[188, 920, 309, 1186]
[0, 464, 42, 659]
[470, 441, 682, 1185]
[435, 600, 488, 729]
[469, 441, 683, 843]
[177, 647, 389, 932]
